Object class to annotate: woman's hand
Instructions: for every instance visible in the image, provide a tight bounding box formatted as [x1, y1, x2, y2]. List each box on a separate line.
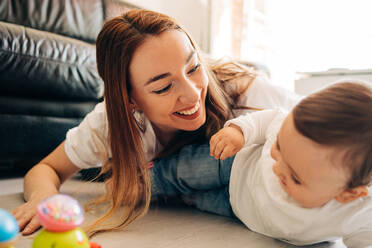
[210, 124, 244, 160]
[13, 141, 81, 235]
[11, 196, 46, 235]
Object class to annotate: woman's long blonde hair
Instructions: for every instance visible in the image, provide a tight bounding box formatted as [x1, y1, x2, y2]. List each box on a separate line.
[86, 9, 257, 236]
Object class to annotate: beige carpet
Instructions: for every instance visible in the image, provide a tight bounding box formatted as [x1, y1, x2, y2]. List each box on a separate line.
[0, 178, 344, 248]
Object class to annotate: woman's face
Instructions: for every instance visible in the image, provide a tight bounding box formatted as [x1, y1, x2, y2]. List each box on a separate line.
[129, 30, 208, 135]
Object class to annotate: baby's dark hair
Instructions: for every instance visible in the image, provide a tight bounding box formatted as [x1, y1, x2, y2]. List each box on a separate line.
[293, 81, 372, 188]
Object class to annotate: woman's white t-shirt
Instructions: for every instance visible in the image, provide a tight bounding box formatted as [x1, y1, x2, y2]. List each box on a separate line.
[64, 75, 301, 169]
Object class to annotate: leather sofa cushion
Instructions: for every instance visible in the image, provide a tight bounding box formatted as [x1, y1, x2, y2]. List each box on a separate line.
[0, 0, 104, 44]
[0, 114, 81, 161]
[0, 21, 104, 100]
[0, 96, 97, 118]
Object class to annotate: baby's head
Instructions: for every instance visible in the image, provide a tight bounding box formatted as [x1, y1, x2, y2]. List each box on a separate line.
[271, 81, 372, 208]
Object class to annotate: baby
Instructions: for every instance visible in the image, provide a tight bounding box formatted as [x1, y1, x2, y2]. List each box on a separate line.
[150, 81, 372, 247]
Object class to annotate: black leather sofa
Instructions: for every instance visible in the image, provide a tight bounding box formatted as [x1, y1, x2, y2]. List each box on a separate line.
[0, 0, 136, 172]
[0, 0, 270, 175]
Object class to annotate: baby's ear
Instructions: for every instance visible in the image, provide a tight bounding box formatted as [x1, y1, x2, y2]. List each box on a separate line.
[335, 186, 369, 204]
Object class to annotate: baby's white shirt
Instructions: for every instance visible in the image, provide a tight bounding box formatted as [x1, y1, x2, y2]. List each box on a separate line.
[227, 109, 372, 247]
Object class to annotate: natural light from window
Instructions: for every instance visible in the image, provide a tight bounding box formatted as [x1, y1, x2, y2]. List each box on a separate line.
[209, 0, 372, 90]
[269, 0, 372, 73]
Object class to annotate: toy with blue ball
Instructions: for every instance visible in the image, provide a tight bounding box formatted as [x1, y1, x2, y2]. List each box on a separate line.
[0, 208, 19, 248]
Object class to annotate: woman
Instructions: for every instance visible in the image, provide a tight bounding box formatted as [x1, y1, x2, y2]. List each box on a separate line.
[12, 9, 300, 236]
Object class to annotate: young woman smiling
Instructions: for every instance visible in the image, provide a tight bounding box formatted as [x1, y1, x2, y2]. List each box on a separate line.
[12, 9, 300, 236]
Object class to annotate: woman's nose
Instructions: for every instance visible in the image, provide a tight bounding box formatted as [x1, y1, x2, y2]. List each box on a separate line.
[178, 78, 200, 104]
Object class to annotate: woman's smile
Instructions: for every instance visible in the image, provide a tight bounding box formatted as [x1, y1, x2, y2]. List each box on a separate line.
[174, 101, 201, 119]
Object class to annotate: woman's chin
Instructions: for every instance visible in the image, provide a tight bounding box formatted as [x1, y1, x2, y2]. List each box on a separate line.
[178, 118, 206, 131]
[172, 110, 206, 131]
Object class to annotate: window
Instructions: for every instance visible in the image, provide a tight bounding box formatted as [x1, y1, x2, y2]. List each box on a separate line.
[210, 0, 372, 89]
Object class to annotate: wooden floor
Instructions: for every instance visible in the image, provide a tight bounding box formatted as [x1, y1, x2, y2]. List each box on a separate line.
[0, 176, 345, 248]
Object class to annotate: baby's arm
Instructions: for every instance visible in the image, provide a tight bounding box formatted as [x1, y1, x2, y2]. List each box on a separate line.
[210, 109, 285, 160]
[210, 124, 244, 160]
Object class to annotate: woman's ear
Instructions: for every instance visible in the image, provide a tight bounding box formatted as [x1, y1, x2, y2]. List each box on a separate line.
[129, 98, 140, 112]
[335, 186, 369, 204]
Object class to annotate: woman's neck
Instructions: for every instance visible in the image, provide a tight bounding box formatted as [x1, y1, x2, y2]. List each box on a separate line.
[151, 124, 177, 147]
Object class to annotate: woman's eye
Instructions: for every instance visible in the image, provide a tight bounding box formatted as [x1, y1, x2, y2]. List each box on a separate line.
[187, 64, 200, 74]
[153, 84, 172, 94]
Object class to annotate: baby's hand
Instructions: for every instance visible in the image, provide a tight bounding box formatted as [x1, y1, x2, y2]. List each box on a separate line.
[11, 199, 42, 235]
[210, 124, 244, 160]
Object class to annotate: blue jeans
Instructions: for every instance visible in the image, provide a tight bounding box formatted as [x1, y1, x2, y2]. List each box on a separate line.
[150, 142, 235, 217]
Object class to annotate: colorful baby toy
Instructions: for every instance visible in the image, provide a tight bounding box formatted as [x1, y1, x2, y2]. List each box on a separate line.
[0, 208, 19, 248]
[32, 194, 101, 248]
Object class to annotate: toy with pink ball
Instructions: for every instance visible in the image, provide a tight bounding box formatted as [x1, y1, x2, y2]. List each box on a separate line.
[32, 194, 101, 248]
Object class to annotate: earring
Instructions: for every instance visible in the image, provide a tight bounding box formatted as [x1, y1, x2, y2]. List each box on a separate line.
[132, 108, 146, 133]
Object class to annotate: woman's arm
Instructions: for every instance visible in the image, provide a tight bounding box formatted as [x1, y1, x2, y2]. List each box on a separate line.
[12, 141, 81, 235]
[13, 102, 109, 235]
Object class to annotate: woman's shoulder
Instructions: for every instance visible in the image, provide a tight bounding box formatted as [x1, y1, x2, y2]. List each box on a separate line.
[64, 101, 109, 169]
[239, 74, 302, 110]
[91, 101, 106, 115]
[84, 101, 107, 125]
[69, 101, 108, 141]
[248, 74, 293, 96]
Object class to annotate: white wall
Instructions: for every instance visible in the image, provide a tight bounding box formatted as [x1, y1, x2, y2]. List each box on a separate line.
[123, 0, 211, 53]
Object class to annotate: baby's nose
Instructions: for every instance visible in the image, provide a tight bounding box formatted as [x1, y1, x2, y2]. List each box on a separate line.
[273, 164, 286, 185]
[270, 145, 279, 161]
[272, 164, 279, 176]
